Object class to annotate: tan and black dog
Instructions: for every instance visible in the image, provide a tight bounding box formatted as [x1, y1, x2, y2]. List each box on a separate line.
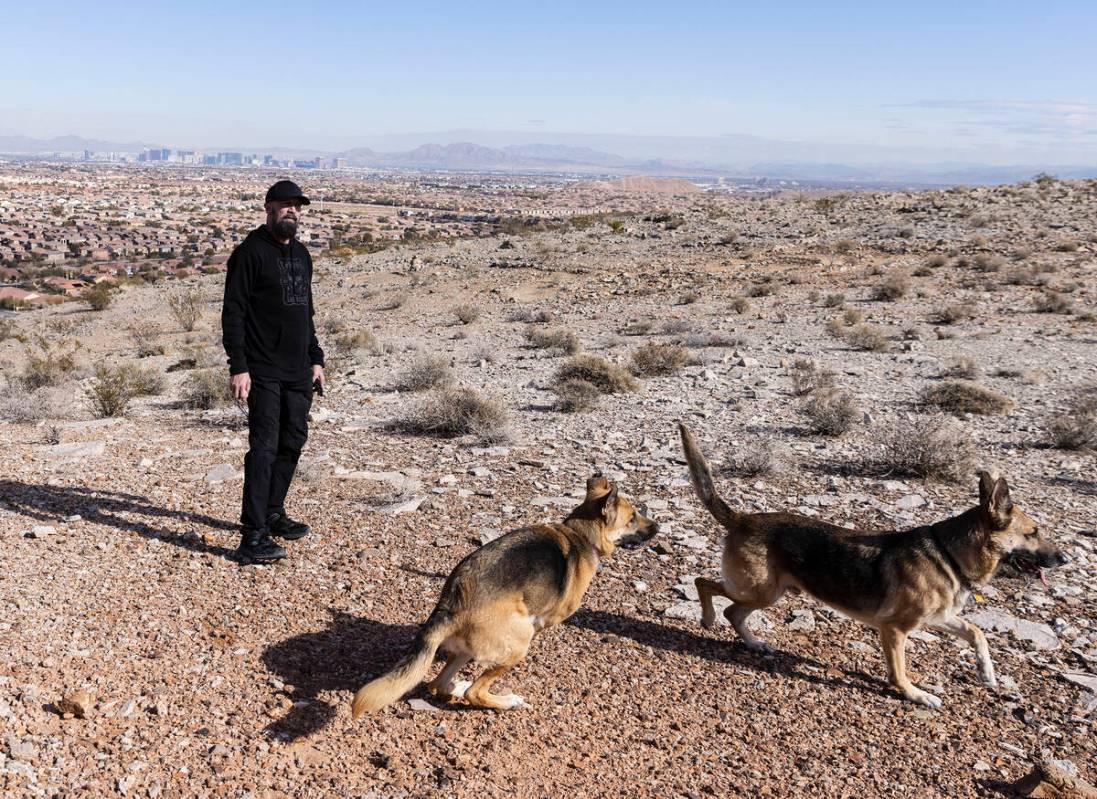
[679, 423, 1065, 708]
[351, 475, 658, 716]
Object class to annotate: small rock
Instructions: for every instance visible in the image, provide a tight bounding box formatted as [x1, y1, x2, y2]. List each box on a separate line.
[204, 464, 243, 484]
[895, 494, 926, 510]
[1010, 760, 1097, 798]
[58, 689, 92, 719]
[787, 609, 816, 632]
[407, 698, 439, 712]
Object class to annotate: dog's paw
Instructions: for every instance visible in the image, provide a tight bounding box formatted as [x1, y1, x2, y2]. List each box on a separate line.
[497, 694, 525, 710]
[699, 613, 717, 630]
[907, 688, 943, 710]
[981, 673, 998, 691]
[743, 639, 773, 655]
[449, 680, 472, 699]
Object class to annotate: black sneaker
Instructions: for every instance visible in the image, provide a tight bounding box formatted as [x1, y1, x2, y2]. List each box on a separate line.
[237, 528, 287, 563]
[266, 512, 310, 541]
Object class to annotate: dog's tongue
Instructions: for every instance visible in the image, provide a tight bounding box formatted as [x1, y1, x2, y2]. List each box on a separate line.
[1039, 568, 1049, 588]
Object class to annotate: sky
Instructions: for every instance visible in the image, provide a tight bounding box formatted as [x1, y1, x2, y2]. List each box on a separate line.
[5, 0, 1097, 165]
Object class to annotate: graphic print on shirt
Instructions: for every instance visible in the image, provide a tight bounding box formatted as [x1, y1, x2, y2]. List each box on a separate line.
[278, 256, 309, 306]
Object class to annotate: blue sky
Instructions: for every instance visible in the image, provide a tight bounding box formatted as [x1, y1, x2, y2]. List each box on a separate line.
[5, 1, 1096, 163]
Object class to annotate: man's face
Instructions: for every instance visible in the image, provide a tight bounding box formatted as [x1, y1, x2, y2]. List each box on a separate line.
[266, 199, 303, 239]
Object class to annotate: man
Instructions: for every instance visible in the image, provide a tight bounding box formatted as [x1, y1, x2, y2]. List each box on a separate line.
[221, 179, 325, 562]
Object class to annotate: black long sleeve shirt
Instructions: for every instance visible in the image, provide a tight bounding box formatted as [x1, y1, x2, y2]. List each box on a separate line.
[221, 224, 324, 379]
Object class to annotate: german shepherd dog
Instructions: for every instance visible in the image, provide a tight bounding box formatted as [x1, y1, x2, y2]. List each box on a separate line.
[351, 476, 658, 716]
[679, 424, 1065, 708]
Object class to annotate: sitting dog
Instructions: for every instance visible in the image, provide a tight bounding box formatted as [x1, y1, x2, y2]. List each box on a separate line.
[351, 475, 658, 716]
[679, 423, 1065, 708]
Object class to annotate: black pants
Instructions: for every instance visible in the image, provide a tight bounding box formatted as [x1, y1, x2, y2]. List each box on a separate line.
[241, 376, 313, 530]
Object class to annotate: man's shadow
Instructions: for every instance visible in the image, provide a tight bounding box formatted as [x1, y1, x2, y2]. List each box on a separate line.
[261, 609, 418, 741]
[567, 608, 889, 697]
[0, 479, 237, 558]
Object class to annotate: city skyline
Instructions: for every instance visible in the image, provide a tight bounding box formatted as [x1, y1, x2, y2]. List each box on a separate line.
[5, 1, 1097, 167]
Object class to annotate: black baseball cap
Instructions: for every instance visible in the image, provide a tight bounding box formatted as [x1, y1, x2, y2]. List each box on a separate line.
[265, 179, 311, 205]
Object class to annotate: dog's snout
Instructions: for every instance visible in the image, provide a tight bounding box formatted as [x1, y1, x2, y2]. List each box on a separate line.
[1053, 550, 1068, 566]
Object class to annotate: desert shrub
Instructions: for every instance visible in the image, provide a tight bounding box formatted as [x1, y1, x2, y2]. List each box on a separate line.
[1048, 393, 1097, 450]
[394, 356, 454, 392]
[607, 219, 626, 233]
[939, 357, 980, 380]
[395, 387, 511, 443]
[660, 318, 694, 335]
[86, 363, 162, 417]
[790, 359, 836, 396]
[553, 379, 602, 412]
[0, 377, 63, 423]
[972, 254, 1004, 273]
[834, 239, 856, 254]
[22, 337, 79, 389]
[620, 320, 653, 336]
[678, 291, 700, 305]
[128, 321, 165, 357]
[822, 293, 846, 308]
[932, 304, 972, 325]
[1034, 290, 1074, 314]
[681, 332, 742, 348]
[925, 254, 948, 268]
[863, 415, 977, 482]
[873, 272, 909, 301]
[526, 327, 580, 355]
[846, 324, 890, 352]
[630, 342, 690, 376]
[842, 307, 864, 325]
[83, 282, 115, 311]
[507, 307, 553, 324]
[335, 329, 378, 354]
[380, 291, 409, 311]
[800, 388, 859, 436]
[0, 318, 18, 342]
[921, 380, 1013, 415]
[723, 439, 787, 477]
[168, 288, 202, 331]
[824, 318, 847, 339]
[117, 363, 166, 396]
[730, 297, 751, 314]
[181, 368, 231, 409]
[747, 282, 775, 298]
[554, 355, 638, 394]
[453, 303, 481, 325]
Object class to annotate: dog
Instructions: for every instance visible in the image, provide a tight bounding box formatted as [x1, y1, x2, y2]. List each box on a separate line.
[351, 475, 658, 716]
[678, 423, 1065, 708]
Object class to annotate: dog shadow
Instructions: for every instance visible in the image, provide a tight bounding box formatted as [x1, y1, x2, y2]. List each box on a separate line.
[0, 479, 237, 558]
[567, 608, 889, 699]
[260, 609, 419, 741]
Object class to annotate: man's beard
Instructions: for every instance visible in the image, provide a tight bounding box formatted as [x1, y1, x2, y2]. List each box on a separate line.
[272, 218, 297, 239]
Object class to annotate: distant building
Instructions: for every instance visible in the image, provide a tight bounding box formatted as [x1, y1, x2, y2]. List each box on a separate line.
[333, 158, 348, 169]
[220, 152, 243, 165]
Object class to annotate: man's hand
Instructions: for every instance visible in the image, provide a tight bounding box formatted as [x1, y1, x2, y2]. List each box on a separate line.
[312, 364, 326, 395]
[229, 372, 251, 401]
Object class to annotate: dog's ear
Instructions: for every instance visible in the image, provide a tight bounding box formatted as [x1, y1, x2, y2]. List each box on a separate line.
[599, 484, 620, 524]
[978, 470, 1012, 526]
[586, 474, 611, 499]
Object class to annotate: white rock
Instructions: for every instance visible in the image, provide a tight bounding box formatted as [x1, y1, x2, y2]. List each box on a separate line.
[204, 464, 243, 484]
[967, 608, 1060, 651]
[895, 494, 926, 509]
[379, 496, 429, 515]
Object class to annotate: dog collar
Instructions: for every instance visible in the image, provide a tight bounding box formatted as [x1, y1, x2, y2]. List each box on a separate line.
[932, 531, 975, 590]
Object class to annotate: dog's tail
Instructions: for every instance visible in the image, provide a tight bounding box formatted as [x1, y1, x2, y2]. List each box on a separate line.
[679, 423, 741, 531]
[351, 606, 454, 719]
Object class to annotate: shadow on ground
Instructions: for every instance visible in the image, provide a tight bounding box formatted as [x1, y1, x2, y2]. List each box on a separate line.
[261, 609, 419, 741]
[0, 479, 237, 558]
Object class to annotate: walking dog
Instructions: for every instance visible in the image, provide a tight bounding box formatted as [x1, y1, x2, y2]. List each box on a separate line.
[679, 423, 1065, 708]
[351, 475, 658, 716]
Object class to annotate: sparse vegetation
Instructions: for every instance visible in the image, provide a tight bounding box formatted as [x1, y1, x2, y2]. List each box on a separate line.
[129, 321, 165, 357]
[932, 304, 973, 325]
[394, 387, 511, 443]
[453, 303, 481, 324]
[83, 282, 115, 311]
[873, 272, 909, 301]
[822, 293, 845, 308]
[181, 368, 231, 410]
[939, 357, 980, 380]
[394, 356, 454, 392]
[22, 337, 80, 389]
[554, 355, 638, 394]
[553, 379, 602, 412]
[723, 439, 787, 477]
[1034, 290, 1074, 314]
[730, 297, 751, 314]
[86, 362, 165, 418]
[630, 342, 691, 376]
[790, 359, 836, 396]
[845, 324, 890, 352]
[526, 327, 580, 355]
[167, 288, 203, 331]
[921, 380, 1014, 416]
[1048, 392, 1097, 450]
[863, 414, 977, 482]
[800, 387, 859, 436]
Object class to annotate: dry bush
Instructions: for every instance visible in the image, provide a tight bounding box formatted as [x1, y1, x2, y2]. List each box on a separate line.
[824, 318, 847, 340]
[1004, 267, 1045, 287]
[842, 307, 864, 325]
[168, 288, 203, 332]
[723, 439, 787, 477]
[790, 358, 836, 396]
[22, 337, 79, 389]
[834, 239, 856, 254]
[181, 368, 231, 409]
[86, 363, 163, 418]
[620, 320, 653, 336]
[0, 377, 63, 423]
[846, 324, 890, 352]
[526, 326, 580, 355]
[335, 329, 379, 354]
[394, 356, 454, 392]
[1034, 290, 1074, 314]
[873, 272, 909, 301]
[730, 297, 752, 314]
[453, 303, 481, 325]
[921, 380, 1014, 416]
[380, 291, 409, 311]
[0, 318, 20, 342]
[932, 304, 973, 325]
[681, 332, 742, 348]
[800, 388, 859, 436]
[631, 342, 691, 376]
[553, 378, 602, 412]
[129, 321, 165, 357]
[939, 357, 980, 380]
[863, 415, 977, 482]
[395, 387, 511, 443]
[507, 307, 553, 324]
[925, 254, 948, 268]
[678, 291, 700, 305]
[822, 292, 846, 308]
[972, 254, 1004, 273]
[660, 318, 695, 335]
[554, 355, 638, 394]
[1048, 392, 1097, 450]
[746, 282, 775, 298]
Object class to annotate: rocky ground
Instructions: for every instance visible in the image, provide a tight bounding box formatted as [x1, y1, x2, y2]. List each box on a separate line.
[1, 178, 1095, 797]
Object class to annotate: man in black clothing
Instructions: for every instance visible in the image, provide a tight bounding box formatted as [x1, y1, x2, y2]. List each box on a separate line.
[221, 180, 325, 562]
